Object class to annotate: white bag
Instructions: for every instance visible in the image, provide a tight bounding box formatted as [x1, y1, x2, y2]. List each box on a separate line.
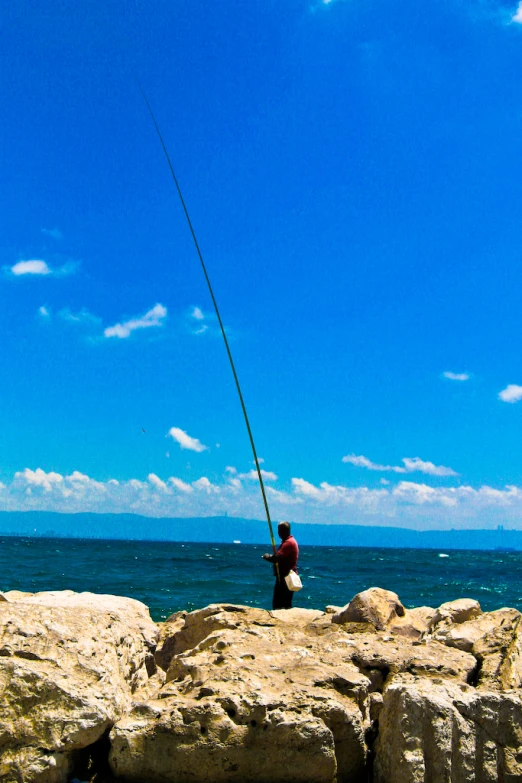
[285, 570, 303, 592]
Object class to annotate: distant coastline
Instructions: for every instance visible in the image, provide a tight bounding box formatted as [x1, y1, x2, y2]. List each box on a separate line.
[0, 510, 519, 551]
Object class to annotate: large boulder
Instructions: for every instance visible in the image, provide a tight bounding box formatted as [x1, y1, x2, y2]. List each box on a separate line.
[332, 588, 405, 631]
[373, 676, 522, 783]
[110, 602, 477, 783]
[112, 604, 369, 783]
[429, 607, 522, 690]
[388, 606, 435, 641]
[0, 590, 159, 783]
[429, 598, 482, 629]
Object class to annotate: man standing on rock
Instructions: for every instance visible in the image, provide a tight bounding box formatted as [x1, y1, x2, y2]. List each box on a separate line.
[262, 521, 299, 610]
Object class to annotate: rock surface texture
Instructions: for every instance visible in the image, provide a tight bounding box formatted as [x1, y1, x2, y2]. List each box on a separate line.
[0, 590, 159, 783]
[1, 587, 522, 782]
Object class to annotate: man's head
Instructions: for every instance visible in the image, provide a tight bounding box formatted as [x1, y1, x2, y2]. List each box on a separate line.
[278, 520, 291, 540]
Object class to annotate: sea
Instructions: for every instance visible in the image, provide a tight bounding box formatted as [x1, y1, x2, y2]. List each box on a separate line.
[1, 535, 521, 621]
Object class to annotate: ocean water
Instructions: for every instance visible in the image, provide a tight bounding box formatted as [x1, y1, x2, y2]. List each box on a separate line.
[1, 535, 521, 621]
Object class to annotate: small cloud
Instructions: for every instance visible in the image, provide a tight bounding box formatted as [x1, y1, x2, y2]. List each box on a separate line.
[342, 454, 398, 472]
[238, 469, 278, 482]
[6, 259, 78, 278]
[11, 260, 50, 276]
[104, 303, 167, 339]
[442, 371, 470, 382]
[186, 305, 228, 337]
[188, 305, 209, 335]
[343, 453, 457, 476]
[42, 228, 63, 240]
[310, 0, 347, 10]
[499, 384, 522, 403]
[401, 457, 457, 477]
[38, 305, 51, 319]
[512, 1, 522, 23]
[59, 307, 101, 325]
[225, 466, 237, 475]
[167, 427, 208, 453]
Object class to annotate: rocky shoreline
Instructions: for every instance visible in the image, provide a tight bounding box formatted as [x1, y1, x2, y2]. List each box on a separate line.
[1, 586, 521, 782]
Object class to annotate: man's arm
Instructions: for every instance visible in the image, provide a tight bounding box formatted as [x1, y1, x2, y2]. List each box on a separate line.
[262, 539, 293, 565]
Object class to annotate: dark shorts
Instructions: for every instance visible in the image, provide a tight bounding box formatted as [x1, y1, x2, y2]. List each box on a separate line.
[272, 578, 294, 610]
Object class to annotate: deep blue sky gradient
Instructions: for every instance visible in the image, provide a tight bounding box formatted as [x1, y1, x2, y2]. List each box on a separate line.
[1, 0, 522, 529]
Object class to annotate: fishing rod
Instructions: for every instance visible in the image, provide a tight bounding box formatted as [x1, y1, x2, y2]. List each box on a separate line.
[136, 80, 280, 576]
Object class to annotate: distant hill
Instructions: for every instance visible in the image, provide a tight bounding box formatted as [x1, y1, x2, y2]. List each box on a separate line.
[0, 510, 519, 551]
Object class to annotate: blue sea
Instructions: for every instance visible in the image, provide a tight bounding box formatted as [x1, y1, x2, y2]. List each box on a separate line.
[1, 536, 521, 621]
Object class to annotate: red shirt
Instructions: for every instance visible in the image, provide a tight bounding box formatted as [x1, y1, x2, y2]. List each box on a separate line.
[275, 535, 299, 577]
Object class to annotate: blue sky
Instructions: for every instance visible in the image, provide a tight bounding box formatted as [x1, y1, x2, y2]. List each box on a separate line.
[1, 0, 522, 530]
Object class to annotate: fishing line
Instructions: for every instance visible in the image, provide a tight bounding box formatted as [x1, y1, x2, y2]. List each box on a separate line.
[136, 79, 280, 573]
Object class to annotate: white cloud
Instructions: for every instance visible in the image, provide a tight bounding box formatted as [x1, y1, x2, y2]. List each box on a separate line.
[192, 477, 219, 493]
[38, 305, 51, 318]
[59, 307, 101, 325]
[104, 303, 167, 339]
[11, 260, 50, 276]
[443, 371, 470, 382]
[167, 427, 208, 453]
[238, 469, 278, 482]
[314, 0, 347, 7]
[342, 454, 397, 471]
[401, 457, 457, 477]
[498, 384, 522, 403]
[169, 477, 193, 493]
[187, 305, 209, 335]
[42, 228, 63, 240]
[342, 453, 457, 476]
[513, 1, 522, 22]
[148, 473, 168, 491]
[15, 467, 64, 492]
[7, 259, 78, 278]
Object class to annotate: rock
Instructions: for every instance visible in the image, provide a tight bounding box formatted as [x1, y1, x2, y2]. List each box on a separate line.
[332, 588, 405, 630]
[409, 605, 436, 625]
[389, 607, 433, 640]
[4, 588, 522, 783]
[271, 607, 325, 625]
[429, 598, 482, 629]
[111, 602, 477, 783]
[0, 592, 7, 602]
[325, 605, 343, 614]
[426, 606, 522, 691]
[472, 609, 522, 690]
[112, 603, 369, 783]
[0, 590, 159, 783]
[3, 589, 34, 601]
[373, 677, 522, 783]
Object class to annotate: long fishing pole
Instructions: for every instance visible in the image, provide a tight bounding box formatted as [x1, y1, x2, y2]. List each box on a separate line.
[136, 80, 280, 575]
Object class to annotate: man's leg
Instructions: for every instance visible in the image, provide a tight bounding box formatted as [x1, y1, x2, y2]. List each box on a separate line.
[273, 579, 293, 610]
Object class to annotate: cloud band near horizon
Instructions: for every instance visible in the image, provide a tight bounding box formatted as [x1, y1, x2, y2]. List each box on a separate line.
[1, 466, 521, 530]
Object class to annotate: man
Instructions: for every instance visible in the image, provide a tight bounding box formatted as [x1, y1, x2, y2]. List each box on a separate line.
[262, 521, 299, 610]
